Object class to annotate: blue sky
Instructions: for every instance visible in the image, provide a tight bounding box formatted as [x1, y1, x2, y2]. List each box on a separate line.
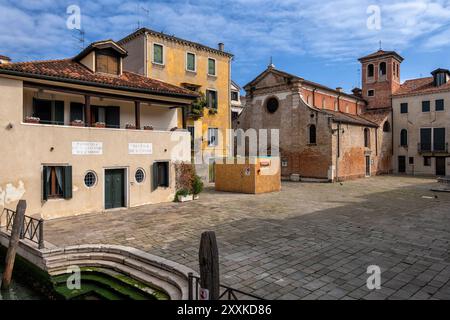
[1, 0, 450, 93]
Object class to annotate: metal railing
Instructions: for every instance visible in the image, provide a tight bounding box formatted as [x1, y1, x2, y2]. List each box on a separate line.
[188, 273, 264, 300]
[0, 208, 44, 249]
[418, 142, 448, 153]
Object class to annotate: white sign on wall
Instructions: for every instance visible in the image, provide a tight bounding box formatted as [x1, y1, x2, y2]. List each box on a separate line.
[128, 143, 153, 155]
[72, 142, 103, 155]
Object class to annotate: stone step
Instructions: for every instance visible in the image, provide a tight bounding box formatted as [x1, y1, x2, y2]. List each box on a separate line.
[47, 258, 183, 299]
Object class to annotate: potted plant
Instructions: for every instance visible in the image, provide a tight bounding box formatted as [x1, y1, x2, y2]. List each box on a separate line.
[208, 108, 218, 115]
[24, 116, 40, 124]
[126, 123, 136, 130]
[189, 92, 207, 119]
[71, 119, 84, 127]
[175, 189, 193, 202]
[144, 125, 154, 130]
[94, 122, 106, 128]
[192, 175, 204, 200]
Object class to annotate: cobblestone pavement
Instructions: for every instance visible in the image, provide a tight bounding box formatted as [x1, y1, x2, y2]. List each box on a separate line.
[45, 176, 450, 300]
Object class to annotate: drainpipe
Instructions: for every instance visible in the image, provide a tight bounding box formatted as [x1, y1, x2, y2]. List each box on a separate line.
[144, 32, 148, 77]
[335, 122, 341, 182]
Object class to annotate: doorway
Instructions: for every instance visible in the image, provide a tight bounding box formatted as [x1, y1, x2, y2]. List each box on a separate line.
[105, 169, 126, 209]
[365, 156, 371, 177]
[398, 156, 406, 173]
[436, 157, 446, 176]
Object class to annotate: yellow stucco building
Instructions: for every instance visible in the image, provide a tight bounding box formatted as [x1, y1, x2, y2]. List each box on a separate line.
[119, 28, 233, 180]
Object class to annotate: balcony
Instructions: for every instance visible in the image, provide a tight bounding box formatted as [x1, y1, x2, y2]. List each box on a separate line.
[418, 142, 449, 155]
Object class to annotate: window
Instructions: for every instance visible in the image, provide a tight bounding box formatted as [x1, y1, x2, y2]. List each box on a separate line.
[43, 166, 72, 200]
[96, 51, 119, 75]
[422, 101, 430, 112]
[434, 72, 447, 86]
[135, 169, 145, 184]
[206, 90, 218, 110]
[92, 106, 120, 128]
[208, 128, 219, 147]
[368, 90, 375, 97]
[232, 111, 239, 121]
[208, 58, 216, 76]
[383, 121, 391, 132]
[84, 171, 97, 188]
[32, 98, 64, 125]
[424, 157, 431, 166]
[420, 128, 432, 151]
[186, 52, 196, 72]
[153, 44, 164, 65]
[266, 97, 279, 113]
[434, 128, 446, 151]
[309, 125, 317, 144]
[231, 91, 239, 101]
[70, 102, 84, 122]
[153, 161, 169, 189]
[436, 99, 445, 111]
[400, 129, 408, 147]
[367, 64, 374, 78]
[364, 128, 370, 148]
[400, 103, 408, 114]
[409, 157, 414, 165]
[379, 62, 386, 76]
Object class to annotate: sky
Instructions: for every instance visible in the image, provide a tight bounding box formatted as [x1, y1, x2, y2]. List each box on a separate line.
[1, 0, 450, 93]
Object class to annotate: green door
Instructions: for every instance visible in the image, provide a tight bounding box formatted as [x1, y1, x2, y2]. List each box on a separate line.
[105, 169, 125, 209]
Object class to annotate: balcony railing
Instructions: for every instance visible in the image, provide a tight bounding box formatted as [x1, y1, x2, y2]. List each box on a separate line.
[418, 142, 448, 154]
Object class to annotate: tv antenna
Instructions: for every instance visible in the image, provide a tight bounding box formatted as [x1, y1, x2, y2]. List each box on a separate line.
[137, 5, 150, 29]
[72, 28, 85, 50]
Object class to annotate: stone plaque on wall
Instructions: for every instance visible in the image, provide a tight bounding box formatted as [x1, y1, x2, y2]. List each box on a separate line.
[128, 143, 153, 155]
[72, 142, 103, 155]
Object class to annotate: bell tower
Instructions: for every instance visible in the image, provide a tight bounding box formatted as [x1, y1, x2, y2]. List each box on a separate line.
[358, 50, 404, 109]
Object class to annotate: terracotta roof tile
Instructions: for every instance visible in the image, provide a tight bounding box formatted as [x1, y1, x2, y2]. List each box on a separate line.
[0, 58, 198, 98]
[360, 109, 391, 125]
[358, 50, 404, 62]
[0, 55, 11, 61]
[322, 109, 378, 127]
[393, 77, 450, 96]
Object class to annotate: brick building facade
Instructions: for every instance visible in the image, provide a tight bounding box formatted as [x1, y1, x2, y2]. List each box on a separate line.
[237, 50, 399, 181]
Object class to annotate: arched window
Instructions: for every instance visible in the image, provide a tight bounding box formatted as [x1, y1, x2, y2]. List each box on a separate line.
[309, 125, 317, 144]
[367, 64, 374, 78]
[364, 128, 370, 148]
[383, 121, 391, 132]
[379, 62, 386, 76]
[400, 129, 408, 147]
[266, 97, 279, 113]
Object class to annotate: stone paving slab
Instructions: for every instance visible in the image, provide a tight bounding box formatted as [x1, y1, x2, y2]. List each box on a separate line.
[45, 176, 450, 300]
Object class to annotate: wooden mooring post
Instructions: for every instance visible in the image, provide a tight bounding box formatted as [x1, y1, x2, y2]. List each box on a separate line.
[198, 231, 220, 300]
[1, 200, 26, 291]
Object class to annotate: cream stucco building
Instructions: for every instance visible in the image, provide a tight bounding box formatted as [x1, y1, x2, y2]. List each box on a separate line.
[393, 68, 450, 176]
[0, 40, 197, 220]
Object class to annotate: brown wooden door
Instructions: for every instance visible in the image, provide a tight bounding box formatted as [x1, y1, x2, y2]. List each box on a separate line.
[436, 157, 446, 176]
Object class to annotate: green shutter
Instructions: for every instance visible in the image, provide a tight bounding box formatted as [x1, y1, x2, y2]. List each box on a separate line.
[42, 166, 49, 201]
[54, 101, 65, 125]
[152, 163, 159, 191]
[63, 166, 73, 199]
[187, 53, 195, 71]
[208, 59, 215, 75]
[154, 44, 163, 64]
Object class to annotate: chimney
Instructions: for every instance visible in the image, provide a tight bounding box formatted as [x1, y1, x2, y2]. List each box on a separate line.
[0, 55, 11, 64]
[218, 43, 224, 52]
[336, 87, 343, 93]
[352, 87, 362, 97]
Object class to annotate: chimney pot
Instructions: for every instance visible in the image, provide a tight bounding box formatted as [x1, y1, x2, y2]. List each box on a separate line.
[218, 43, 224, 52]
[336, 87, 343, 92]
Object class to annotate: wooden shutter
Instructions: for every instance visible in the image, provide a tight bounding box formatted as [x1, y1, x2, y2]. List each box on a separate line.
[152, 163, 159, 191]
[42, 166, 49, 201]
[54, 101, 65, 125]
[63, 166, 73, 199]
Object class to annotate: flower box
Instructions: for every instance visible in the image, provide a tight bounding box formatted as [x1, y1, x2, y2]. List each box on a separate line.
[144, 125, 154, 130]
[126, 124, 136, 130]
[71, 120, 84, 127]
[94, 122, 106, 128]
[24, 116, 40, 124]
[177, 194, 193, 202]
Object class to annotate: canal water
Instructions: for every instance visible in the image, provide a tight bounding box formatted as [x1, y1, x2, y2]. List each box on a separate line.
[0, 263, 43, 300]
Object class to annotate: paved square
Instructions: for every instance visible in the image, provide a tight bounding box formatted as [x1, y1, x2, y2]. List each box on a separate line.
[45, 176, 450, 300]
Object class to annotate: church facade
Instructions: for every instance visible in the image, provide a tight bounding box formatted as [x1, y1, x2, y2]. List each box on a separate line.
[236, 50, 400, 181]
